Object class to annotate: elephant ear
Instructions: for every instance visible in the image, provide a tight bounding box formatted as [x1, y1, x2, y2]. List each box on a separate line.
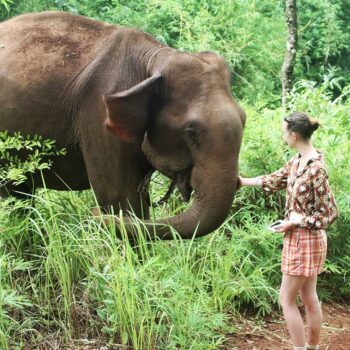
[103, 73, 162, 143]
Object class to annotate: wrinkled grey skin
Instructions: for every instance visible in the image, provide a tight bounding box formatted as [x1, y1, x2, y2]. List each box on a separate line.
[0, 11, 246, 239]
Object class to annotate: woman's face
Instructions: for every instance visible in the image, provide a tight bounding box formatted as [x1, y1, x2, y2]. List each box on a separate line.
[282, 121, 296, 148]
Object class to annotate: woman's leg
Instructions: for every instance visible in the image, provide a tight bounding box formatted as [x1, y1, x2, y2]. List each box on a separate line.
[299, 275, 322, 347]
[279, 273, 307, 347]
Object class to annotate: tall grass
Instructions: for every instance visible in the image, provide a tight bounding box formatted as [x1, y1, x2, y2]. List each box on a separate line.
[0, 191, 280, 349]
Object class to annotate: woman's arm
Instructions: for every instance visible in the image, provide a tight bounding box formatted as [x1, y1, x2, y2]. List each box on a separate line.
[261, 159, 292, 193]
[239, 157, 293, 192]
[239, 176, 263, 187]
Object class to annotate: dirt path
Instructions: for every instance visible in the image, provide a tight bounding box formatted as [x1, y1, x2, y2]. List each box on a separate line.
[23, 303, 349, 349]
[223, 303, 350, 350]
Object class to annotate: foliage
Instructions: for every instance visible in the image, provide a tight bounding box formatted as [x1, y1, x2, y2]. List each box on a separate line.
[0, 0, 12, 12]
[296, 0, 350, 90]
[1, 0, 349, 102]
[0, 132, 66, 188]
[0, 252, 33, 349]
[0, 0, 349, 348]
[0, 192, 280, 349]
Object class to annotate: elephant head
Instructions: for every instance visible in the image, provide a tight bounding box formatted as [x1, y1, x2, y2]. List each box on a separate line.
[103, 50, 245, 240]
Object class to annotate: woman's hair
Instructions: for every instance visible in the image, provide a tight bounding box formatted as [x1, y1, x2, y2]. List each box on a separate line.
[284, 112, 320, 140]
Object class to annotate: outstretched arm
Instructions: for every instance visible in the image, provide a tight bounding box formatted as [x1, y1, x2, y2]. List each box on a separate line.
[239, 157, 293, 192]
[239, 176, 263, 187]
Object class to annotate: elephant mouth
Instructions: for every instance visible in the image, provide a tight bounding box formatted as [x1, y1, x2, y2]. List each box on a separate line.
[155, 167, 193, 205]
[175, 168, 193, 202]
[138, 167, 193, 206]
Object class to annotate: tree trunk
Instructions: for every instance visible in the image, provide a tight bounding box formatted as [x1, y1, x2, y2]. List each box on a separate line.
[281, 0, 298, 108]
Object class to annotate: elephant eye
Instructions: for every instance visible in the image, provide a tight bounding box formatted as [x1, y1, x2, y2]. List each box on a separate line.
[184, 126, 197, 139]
[183, 122, 204, 148]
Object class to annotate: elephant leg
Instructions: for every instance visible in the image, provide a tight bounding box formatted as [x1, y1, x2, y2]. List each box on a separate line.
[80, 133, 150, 219]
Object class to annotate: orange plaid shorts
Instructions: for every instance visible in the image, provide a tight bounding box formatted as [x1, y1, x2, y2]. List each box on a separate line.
[281, 228, 327, 276]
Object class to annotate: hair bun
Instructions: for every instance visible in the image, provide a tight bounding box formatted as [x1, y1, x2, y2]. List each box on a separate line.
[310, 118, 320, 131]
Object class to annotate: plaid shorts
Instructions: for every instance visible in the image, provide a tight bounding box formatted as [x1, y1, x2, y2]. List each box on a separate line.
[281, 228, 327, 276]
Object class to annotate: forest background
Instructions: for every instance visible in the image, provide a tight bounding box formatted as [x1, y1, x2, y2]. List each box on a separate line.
[0, 1, 349, 349]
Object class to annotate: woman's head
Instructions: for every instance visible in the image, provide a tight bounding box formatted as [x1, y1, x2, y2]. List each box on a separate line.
[282, 112, 320, 147]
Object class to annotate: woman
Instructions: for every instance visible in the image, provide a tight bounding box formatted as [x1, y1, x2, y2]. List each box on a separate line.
[239, 112, 339, 350]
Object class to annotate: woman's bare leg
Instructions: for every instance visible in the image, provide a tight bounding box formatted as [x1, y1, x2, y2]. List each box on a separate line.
[279, 273, 307, 347]
[299, 275, 322, 346]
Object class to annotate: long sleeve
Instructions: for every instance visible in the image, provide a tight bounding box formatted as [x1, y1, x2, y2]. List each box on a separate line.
[299, 167, 339, 230]
[261, 158, 292, 193]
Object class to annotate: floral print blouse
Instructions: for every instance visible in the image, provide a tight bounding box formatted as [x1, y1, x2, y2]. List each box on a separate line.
[261, 151, 339, 230]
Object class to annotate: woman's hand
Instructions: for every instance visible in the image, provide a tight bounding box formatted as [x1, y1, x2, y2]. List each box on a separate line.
[237, 176, 244, 187]
[273, 212, 304, 233]
[273, 220, 296, 233]
[289, 211, 304, 226]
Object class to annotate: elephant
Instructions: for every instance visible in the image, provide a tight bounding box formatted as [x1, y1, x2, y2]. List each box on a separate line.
[0, 11, 246, 239]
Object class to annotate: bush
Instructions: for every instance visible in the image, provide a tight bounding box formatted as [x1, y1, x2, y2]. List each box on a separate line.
[2, 0, 350, 102]
[0, 132, 66, 189]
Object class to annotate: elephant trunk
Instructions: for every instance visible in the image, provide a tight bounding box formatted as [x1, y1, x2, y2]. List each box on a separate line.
[124, 152, 240, 240]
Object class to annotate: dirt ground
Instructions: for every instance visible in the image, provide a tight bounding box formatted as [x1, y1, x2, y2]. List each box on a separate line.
[223, 303, 350, 350]
[23, 303, 349, 349]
